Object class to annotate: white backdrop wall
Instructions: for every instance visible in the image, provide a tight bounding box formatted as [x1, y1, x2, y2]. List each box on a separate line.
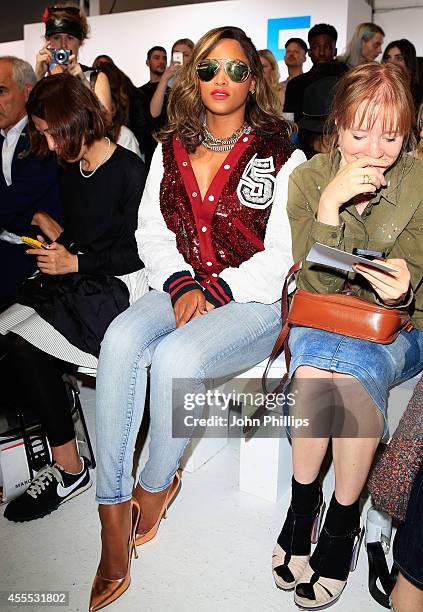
[375, 7, 423, 56]
[374, 0, 423, 8]
[22, 0, 352, 85]
[346, 0, 372, 50]
[0, 40, 24, 57]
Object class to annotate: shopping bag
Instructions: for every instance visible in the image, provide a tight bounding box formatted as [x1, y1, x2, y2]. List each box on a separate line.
[0, 436, 31, 503]
[0, 430, 51, 503]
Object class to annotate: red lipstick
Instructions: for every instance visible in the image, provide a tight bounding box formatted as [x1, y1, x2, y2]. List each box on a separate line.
[211, 89, 229, 99]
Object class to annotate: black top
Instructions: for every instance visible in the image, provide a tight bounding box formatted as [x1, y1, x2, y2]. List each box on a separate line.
[127, 87, 151, 160]
[58, 144, 145, 276]
[139, 81, 169, 130]
[284, 61, 348, 123]
[139, 80, 159, 103]
[138, 81, 169, 169]
[412, 82, 423, 115]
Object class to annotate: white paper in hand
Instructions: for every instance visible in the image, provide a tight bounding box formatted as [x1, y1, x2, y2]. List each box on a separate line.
[306, 243, 398, 274]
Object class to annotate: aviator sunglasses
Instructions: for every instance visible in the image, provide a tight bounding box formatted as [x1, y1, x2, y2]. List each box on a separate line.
[196, 58, 251, 83]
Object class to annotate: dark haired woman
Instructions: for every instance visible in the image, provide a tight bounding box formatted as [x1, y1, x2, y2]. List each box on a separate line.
[382, 39, 423, 113]
[89, 25, 305, 611]
[98, 61, 142, 157]
[0, 73, 145, 523]
[35, 3, 112, 116]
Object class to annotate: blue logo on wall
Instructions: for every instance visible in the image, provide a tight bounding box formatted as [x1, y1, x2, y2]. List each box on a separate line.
[267, 16, 311, 61]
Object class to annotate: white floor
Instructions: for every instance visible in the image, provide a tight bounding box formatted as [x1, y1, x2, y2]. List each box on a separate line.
[0, 383, 387, 612]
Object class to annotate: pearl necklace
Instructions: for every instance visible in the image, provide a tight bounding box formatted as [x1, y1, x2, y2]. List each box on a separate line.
[79, 137, 111, 178]
[201, 121, 252, 152]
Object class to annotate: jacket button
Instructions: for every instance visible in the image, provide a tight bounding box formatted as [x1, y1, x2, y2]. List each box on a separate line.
[208, 195, 215, 202]
[201, 226, 207, 232]
[206, 261, 213, 267]
[192, 191, 198, 197]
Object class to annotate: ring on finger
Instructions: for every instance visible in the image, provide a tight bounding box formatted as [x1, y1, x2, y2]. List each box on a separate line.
[363, 174, 372, 185]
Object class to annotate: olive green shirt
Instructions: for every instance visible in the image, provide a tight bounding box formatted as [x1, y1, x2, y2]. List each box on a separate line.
[287, 151, 423, 329]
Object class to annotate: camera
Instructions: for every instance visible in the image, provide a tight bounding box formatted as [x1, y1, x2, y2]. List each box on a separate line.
[48, 47, 71, 66]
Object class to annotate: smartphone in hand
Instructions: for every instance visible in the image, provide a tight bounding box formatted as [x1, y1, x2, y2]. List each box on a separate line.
[21, 236, 48, 249]
[172, 51, 184, 65]
[352, 248, 386, 261]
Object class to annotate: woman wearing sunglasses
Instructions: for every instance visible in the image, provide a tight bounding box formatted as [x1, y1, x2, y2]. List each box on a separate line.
[89, 25, 305, 611]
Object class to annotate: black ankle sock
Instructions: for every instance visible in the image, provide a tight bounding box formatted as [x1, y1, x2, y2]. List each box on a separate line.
[276, 477, 321, 556]
[308, 494, 361, 581]
[291, 476, 321, 514]
[324, 493, 360, 536]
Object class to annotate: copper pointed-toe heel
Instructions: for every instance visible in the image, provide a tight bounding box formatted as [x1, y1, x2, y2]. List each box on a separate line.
[135, 471, 181, 546]
[89, 500, 140, 612]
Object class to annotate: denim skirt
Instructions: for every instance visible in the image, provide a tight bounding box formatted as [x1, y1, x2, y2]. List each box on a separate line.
[287, 325, 423, 422]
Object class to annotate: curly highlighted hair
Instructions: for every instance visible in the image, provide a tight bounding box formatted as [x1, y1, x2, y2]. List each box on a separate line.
[158, 26, 290, 153]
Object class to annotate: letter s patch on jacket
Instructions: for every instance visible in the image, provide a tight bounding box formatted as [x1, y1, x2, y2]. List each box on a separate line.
[236, 154, 276, 209]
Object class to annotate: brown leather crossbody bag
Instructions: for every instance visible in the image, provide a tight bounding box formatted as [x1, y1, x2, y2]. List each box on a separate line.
[244, 262, 414, 433]
[262, 261, 414, 393]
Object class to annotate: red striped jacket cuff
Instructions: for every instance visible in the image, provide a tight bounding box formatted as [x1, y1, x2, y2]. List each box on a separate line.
[164, 271, 201, 306]
[203, 277, 233, 308]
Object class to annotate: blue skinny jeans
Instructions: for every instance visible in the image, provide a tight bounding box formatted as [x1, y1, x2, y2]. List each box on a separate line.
[95, 290, 281, 503]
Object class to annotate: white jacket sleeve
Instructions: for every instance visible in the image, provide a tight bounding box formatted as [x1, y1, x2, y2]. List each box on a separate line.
[136, 144, 195, 290]
[219, 148, 306, 303]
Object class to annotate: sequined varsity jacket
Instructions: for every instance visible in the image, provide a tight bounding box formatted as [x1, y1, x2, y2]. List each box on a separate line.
[136, 131, 306, 306]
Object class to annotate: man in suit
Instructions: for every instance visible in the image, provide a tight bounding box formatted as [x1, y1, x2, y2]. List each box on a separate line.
[0, 56, 62, 310]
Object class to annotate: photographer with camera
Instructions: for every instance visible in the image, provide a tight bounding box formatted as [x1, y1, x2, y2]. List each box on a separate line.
[97, 61, 142, 158]
[35, 4, 112, 118]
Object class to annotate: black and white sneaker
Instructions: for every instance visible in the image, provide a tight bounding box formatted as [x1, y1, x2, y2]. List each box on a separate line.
[4, 457, 91, 522]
